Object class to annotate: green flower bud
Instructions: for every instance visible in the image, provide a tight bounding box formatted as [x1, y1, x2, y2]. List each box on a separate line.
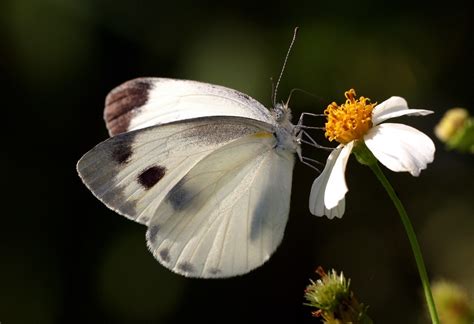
[304, 267, 373, 324]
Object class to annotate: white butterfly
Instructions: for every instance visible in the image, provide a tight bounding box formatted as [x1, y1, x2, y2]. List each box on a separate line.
[77, 77, 321, 278]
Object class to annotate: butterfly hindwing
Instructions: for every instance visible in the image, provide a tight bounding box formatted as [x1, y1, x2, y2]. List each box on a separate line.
[104, 78, 275, 136]
[77, 116, 274, 225]
[146, 129, 295, 278]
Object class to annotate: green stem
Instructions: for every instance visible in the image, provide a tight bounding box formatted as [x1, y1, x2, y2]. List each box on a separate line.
[369, 161, 439, 324]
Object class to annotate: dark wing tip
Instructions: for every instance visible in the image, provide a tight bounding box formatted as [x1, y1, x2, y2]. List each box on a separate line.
[104, 78, 155, 136]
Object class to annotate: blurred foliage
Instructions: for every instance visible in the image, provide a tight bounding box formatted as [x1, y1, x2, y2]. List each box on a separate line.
[432, 280, 474, 324]
[0, 0, 472, 323]
[98, 229, 185, 321]
[435, 108, 474, 153]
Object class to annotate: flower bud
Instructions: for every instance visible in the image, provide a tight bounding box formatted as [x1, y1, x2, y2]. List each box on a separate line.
[304, 267, 373, 324]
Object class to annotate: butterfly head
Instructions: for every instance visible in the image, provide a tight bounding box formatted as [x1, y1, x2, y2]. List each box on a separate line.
[272, 102, 300, 155]
[273, 102, 292, 124]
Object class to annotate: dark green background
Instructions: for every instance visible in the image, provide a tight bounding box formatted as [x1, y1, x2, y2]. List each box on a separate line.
[1, 0, 473, 323]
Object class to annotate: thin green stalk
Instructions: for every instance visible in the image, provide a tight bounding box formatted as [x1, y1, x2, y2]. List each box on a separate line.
[369, 161, 439, 324]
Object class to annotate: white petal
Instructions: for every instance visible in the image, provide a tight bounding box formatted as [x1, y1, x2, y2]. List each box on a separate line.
[372, 96, 433, 126]
[309, 143, 352, 219]
[326, 197, 345, 219]
[364, 123, 435, 176]
[309, 145, 345, 219]
[325, 142, 353, 208]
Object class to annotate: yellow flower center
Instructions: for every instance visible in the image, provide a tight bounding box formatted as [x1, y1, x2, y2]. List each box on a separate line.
[324, 89, 376, 144]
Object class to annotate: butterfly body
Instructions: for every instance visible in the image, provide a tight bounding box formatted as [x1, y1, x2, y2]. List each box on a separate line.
[78, 78, 301, 278]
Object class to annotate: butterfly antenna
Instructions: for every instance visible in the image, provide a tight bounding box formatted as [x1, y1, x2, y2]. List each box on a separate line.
[273, 27, 299, 107]
[288, 87, 318, 101]
[270, 76, 275, 104]
[286, 87, 299, 106]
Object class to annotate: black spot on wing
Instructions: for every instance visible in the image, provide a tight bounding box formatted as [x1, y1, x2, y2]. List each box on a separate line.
[77, 130, 139, 219]
[111, 143, 133, 164]
[177, 262, 194, 273]
[110, 132, 137, 165]
[147, 225, 160, 244]
[138, 166, 166, 189]
[78, 150, 139, 218]
[166, 177, 193, 211]
[159, 249, 171, 263]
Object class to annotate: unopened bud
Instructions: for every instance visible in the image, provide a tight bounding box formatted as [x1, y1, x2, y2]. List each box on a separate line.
[304, 267, 373, 324]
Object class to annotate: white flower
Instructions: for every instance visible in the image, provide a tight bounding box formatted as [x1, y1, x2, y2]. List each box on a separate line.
[309, 89, 435, 219]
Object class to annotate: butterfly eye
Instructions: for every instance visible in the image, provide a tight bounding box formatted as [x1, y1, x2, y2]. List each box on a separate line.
[273, 103, 286, 122]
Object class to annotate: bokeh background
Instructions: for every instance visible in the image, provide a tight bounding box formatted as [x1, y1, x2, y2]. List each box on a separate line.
[1, 0, 473, 323]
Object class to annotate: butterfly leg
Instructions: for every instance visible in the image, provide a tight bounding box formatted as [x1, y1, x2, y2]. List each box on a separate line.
[301, 157, 323, 172]
[296, 112, 325, 129]
[298, 130, 333, 151]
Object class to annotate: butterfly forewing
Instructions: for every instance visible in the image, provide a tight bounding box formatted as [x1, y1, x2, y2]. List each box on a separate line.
[77, 117, 273, 225]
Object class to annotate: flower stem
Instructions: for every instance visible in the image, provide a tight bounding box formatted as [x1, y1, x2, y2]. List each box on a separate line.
[369, 161, 439, 324]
